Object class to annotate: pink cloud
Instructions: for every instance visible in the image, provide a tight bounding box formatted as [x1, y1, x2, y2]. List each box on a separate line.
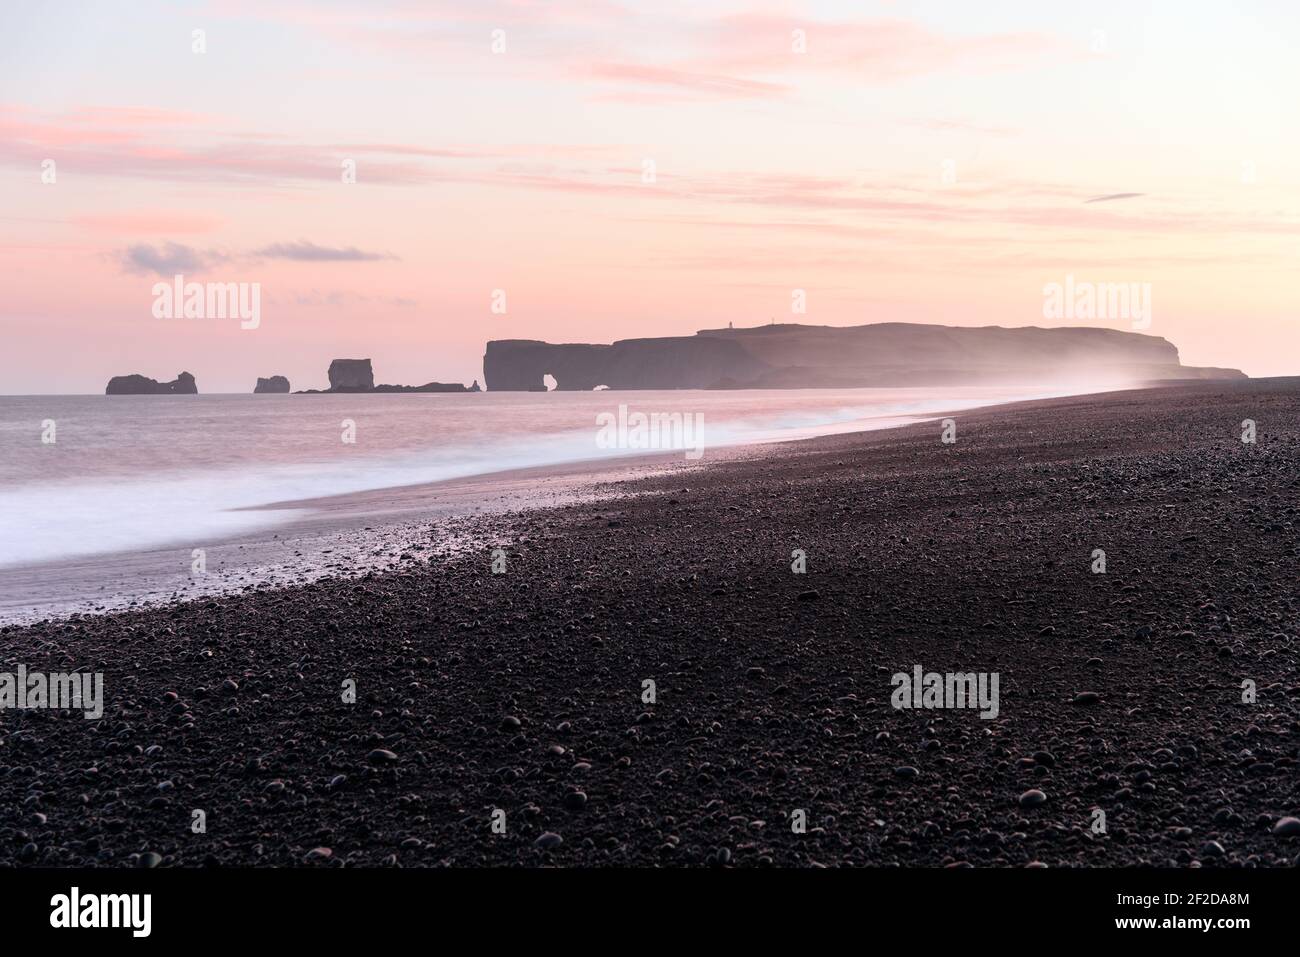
[201, 4, 1065, 103]
[471, 164, 1300, 240]
[698, 15, 1070, 80]
[211, 0, 632, 28]
[0, 116, 143, 147]
[564, 15, 1070, 105]
[0, 105, 628, 186]
[8, 101, 1295, 244]
[579, 61, 789, 99]
[61, 106, 215, 126]
[0, 109, 441, 185]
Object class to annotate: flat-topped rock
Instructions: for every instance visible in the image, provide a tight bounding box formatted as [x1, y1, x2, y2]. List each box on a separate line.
[327, 359, 374, 392]
[483, 322, 1247, 391]
[254, 375, 290, 394]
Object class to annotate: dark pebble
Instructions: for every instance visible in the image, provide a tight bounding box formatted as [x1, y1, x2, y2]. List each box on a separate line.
[1272, 817, 1300, 838]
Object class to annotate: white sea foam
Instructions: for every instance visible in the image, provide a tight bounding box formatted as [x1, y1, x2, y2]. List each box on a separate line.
[0, 386, 1071, 567]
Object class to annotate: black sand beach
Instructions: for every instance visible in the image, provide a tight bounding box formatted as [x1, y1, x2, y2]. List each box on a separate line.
[0, 451, 696, 623]
[3, 379, 1299, 868]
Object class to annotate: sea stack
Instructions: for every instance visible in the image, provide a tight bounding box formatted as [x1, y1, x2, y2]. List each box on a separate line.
[254, 376, 290, 394]
[327, 359, 374, 392]
[106, 371, 198, 395]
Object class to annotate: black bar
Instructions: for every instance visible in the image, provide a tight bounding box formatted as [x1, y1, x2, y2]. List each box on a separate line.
[2, 866, 1272, 941]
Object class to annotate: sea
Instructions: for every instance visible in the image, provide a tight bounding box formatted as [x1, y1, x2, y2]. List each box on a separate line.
[0, 386, 1066, 570]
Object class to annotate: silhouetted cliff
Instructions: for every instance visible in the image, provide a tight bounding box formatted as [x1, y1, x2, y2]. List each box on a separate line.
[483, 323, 1245, 391]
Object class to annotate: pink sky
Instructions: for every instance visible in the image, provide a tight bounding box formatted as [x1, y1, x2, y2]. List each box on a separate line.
[1, 0, 1298, 392]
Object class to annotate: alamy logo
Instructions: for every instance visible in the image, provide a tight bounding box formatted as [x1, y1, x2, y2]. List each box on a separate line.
[50, 887, 151, 937]
[152, 274, 261, 329]
[596, 404, 705, 460]
[891, 664, 999, 719]
[1042, 274, 1151, 329]
[0, 665, 103, 719]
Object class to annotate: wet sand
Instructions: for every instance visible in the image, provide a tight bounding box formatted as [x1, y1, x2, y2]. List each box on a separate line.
[0, 451, 719, 623]
[0, 415, 930, 624]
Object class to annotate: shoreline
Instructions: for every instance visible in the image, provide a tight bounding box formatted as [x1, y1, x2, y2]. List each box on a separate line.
[0, 385, 1087, 625]
[4, 377, 1298, 867]
[0, 452, 682, 625]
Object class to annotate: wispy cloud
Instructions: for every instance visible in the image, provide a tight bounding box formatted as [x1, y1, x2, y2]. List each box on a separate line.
[0, 105, 623, 186]
[73, 212, 221, 235]
[203, 6, 1069, 104]
[62, 106, 215, 127]
[254, 240, 397, 261]
[117, 238, 396, 275]
[571, 17, 1065, 104]
[1084, 192, 1146, 204]
[277, 289, 417, 308]
[0, 107, 441, 184]
[118, 242, 226, 276]
[578, 62, 789, 100]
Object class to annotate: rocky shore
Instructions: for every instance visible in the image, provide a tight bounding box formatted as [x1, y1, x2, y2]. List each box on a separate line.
[3, 378, 1298, 868]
